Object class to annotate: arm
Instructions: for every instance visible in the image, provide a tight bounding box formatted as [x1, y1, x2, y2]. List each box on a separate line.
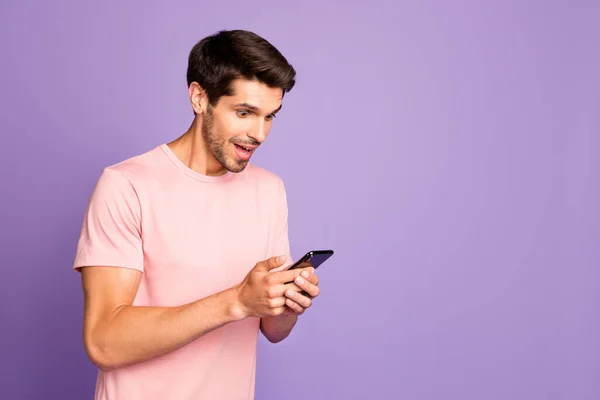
[260, 313, 298, 343]
[77, 168, 233, 370]
[82, 257, 308, 371]
[82, 265, 245, 371]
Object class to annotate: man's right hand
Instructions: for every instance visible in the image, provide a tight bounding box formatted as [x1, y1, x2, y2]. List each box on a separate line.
[235, 256, 312, 318]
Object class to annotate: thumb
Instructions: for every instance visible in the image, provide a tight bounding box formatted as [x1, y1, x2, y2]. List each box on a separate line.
[257, 255, 286, 271]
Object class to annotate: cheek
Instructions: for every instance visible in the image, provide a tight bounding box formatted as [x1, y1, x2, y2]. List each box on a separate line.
[216, 115, 252, 138]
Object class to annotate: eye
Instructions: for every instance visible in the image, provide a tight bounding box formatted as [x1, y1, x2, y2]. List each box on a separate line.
[266, 114, 276, 121]
[236, 109, 251, 118]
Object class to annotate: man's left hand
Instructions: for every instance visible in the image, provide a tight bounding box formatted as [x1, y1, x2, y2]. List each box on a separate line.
[282, 268, 320, 315]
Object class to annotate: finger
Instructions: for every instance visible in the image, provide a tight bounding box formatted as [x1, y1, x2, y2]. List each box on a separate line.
[271, 306, 287, 316]
[294, 274, 320, 298]
[269, 297, 287, 308]
[303, 269, 319, 285]
[270, 270, 318, 296]
[257, 255, 287, 272]
[271, 266, 313, 284]
[285, 298, 304, 314]
[265, 282, 304, 299]
[285, 288, 312, 308]
[281, 269, 318, 292]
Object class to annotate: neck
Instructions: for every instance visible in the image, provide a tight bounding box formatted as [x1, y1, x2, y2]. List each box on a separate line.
[167, 117, 227, 177]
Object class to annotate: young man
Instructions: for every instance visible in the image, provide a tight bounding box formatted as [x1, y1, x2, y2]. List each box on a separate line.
[73, 29, 320, 400]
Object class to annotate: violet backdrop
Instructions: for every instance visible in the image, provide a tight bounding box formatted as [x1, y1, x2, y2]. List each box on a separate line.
[1, 1, 598, 399]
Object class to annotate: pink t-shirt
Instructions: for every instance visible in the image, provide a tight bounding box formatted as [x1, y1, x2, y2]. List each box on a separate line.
[73, 144, 292, 400]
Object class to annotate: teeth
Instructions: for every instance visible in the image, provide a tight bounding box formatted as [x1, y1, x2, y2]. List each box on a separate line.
[236, 144, 253, 153]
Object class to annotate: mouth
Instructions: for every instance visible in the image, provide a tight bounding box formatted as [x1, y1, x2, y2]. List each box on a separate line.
[233, 143, 257, 161]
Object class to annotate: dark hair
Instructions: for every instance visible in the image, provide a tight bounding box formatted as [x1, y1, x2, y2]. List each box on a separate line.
[187, 30, 296, 107]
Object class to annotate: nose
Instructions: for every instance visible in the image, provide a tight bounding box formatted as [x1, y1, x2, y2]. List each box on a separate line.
[248, 119, 268, 143]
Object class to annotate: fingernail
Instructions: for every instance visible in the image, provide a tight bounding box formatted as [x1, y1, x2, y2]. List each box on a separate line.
[277, 255, 286, 262]
[309, 267, 315, 274]
[301, 271, 309, 279]
[286, 290, 294, 298]
[296, 276, 305, 285]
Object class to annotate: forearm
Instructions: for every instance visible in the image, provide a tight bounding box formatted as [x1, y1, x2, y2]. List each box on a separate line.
[86, 287, 245, 371]
[260, 314, 298, 343]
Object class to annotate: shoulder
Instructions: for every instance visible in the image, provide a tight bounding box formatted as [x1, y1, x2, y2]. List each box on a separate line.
[244, 162, 285, 185]
[243, 163, 287, 195]
[241, 164, 289, 222]
[103, 146, 163, 182]
[86, 146, 166, 208]
[92, 145, 166, 192]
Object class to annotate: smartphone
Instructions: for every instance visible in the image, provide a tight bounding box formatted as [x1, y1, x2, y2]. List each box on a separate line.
[287, 250, 334, 271]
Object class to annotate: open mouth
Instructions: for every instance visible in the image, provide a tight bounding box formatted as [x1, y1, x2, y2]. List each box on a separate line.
[234, 143, 255, 160]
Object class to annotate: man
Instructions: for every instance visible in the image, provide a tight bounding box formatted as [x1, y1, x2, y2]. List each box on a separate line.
[73, 29, 320, 400]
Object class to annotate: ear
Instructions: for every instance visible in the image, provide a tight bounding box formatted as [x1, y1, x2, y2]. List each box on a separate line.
[188, 82, 208, 115]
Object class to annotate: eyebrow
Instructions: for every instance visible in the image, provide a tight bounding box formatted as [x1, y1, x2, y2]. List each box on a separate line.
[235, 102, 283, 116]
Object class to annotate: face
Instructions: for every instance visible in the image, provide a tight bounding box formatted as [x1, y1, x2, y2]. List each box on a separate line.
[200, 79, 283, 173]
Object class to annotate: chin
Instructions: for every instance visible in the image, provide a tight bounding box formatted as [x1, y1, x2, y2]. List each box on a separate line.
[224, 159, 249, 173]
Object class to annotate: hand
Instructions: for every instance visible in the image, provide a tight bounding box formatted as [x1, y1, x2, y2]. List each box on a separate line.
[235, 256, 312, 318]
[281, 268, 320, 316]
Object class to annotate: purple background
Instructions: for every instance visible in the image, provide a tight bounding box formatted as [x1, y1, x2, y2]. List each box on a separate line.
[1, 1, 599, 399]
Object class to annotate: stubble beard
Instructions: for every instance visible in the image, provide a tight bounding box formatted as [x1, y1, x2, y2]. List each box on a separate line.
[201, 109, 248, 174]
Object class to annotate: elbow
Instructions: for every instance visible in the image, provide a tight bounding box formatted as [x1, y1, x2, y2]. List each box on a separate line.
[264, 331, 288, 343]
[259, 315, 296, 344]
[84, 336, 121, 372]
[260, 326, 289, 344]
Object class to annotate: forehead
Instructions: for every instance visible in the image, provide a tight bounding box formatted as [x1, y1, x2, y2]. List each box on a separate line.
[221, 79, 282, 109]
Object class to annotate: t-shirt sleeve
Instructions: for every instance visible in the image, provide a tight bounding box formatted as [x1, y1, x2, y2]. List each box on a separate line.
[73, 167, 144, 272]
[269, 177, 293, 271]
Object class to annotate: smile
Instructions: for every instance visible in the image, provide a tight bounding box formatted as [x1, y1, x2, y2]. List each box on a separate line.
[234, 143, 256, 161]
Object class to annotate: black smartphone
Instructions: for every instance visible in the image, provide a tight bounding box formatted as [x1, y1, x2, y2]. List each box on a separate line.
[287, 250, 334, 271]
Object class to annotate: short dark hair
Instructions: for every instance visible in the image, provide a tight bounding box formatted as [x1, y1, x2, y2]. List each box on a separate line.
[187, 30, 296, 107]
